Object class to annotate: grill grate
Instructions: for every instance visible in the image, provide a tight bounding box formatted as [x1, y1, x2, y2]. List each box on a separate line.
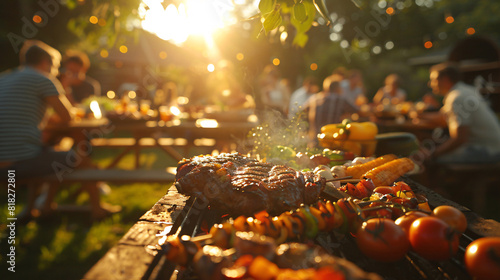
[150, 195, 474, 280]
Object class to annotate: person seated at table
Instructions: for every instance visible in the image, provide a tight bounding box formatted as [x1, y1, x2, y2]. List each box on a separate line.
[344, 69, 367, 107]
[373, 74, 407, 105]
[59, 50, 101, 105]
[0, 40, 118, 222]
[301, 76, 358, 145]
[288, 76, 319, 119]
[423, 62, 500, 163]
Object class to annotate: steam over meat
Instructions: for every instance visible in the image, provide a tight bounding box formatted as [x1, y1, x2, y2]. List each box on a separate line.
[175, 153, 325, 216]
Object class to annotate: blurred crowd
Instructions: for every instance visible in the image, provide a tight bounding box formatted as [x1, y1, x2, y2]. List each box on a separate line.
[1, 40, 500, 223]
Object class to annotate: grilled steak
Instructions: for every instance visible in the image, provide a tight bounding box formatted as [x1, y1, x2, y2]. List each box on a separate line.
[174, 153, 325, 216]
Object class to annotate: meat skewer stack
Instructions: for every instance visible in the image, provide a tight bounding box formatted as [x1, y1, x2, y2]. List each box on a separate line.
[174, 153, 326, 216]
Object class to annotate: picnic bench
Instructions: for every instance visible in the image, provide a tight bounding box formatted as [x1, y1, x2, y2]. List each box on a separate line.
[81, 178, 500, 280]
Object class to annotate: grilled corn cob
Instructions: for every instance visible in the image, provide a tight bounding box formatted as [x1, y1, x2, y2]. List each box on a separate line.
[345, 154, 397, 179]
[362, 158, 414, 186]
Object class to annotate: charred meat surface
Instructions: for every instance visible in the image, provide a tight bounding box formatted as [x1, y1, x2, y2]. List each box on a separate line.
[174, 153, 325, 216]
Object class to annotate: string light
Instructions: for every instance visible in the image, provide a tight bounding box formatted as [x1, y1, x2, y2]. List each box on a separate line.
[100, 49, 109, 58]
[33, 15, 42, 24]
[98, 18, 106, 26]
[89, 16, 98, 24]
[106, 91, 116, 99]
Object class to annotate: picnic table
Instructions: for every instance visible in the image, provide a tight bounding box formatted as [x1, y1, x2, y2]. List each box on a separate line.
[375, 118, 442, 142]
[44, 117, 258, 169]
[82, 177, 500, 280]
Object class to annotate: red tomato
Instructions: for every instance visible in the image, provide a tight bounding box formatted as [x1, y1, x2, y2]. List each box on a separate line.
[432, 205, 467, 233]
[355, 182, 371, 198]
[314, 266, 345, 280]
[358, 179, 376, 192]
[409, 217, 459, 261]
[392, 181, 412, 193]
[362, 202, 392, 219]
[465, 237, 500, 280]
[356, 218, 410, 262]
[395, 211, 429, 237]
[373, 186, 396, 195]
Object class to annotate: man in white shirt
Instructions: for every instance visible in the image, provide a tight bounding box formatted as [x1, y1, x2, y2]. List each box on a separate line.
[426, 62, 500, 163]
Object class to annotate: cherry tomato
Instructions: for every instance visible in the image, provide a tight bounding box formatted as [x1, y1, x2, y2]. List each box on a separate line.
[432, 205, 467, 233]
[395, 211, 429, 237]
[359, 178, 376, 192]
[373, 186, 396, 195]
[356, 218, 410, 262]
[409, 217, 459, 261]
[465, 237, 500, 280]
[355, 182, 371, 198]
[392, 181, 412, 193]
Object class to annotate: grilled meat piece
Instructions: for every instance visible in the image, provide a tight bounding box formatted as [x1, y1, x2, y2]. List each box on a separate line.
[174, 153, 325, 216]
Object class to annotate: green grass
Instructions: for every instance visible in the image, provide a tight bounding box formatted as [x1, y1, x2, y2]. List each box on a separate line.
[0, 146, 213, 280]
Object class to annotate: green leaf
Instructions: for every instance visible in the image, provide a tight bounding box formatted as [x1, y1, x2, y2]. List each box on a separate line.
[263, 10, 282, 33]
[293, 2, 308, 22]
[293, 31, 309, 47]
[291, 1, 316, 33]
[259, 0, 275, 16]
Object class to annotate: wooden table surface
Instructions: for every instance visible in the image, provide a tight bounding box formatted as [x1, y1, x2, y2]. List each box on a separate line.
[81, 177, 500, 280]
[44, 118, 259, 168]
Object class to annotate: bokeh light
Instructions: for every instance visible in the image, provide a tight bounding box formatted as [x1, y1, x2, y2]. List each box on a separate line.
[100, 49, 109, 58]
[89, 16, 98, 24]
[106, 91, 116, 99]
[33, 15, 42, 24]
[119, 45, 128, 53]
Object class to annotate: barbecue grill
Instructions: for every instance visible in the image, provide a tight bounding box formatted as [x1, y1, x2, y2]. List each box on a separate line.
[82, 176, 499, 280]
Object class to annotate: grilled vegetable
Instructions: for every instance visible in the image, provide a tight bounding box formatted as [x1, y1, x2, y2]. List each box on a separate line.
[345, 154, 397, 179]
[363, 158, 414, 187]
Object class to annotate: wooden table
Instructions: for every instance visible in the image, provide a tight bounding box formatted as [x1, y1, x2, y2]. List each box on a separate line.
[375, 118, 444, 142]
[82, 178, 500, 280]
[45, 118, 259, 169]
